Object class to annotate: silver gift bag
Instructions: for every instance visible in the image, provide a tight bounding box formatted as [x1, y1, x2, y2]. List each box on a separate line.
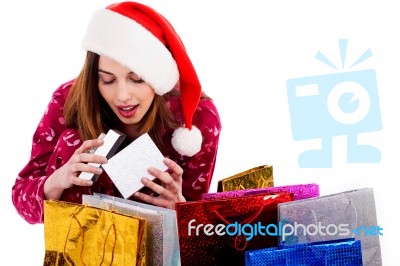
[278, 188, 382, 266]
[82, 193, 180, 266]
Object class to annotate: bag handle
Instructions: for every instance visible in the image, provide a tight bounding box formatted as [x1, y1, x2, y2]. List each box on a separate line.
[212, 195, 280, 251]
[63, 206, 117, 266]
[101, 213, 117, 266]
[63, 211, 85, 266]
[213, 206, 265, 251]
[310, 199, 358, 241]
[213, 201, 266, 225]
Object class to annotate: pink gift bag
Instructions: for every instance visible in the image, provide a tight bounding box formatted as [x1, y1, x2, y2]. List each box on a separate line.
[202, 183, 319, 201]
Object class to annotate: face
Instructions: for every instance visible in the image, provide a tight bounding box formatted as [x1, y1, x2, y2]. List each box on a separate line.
[98, 56, 155, 126]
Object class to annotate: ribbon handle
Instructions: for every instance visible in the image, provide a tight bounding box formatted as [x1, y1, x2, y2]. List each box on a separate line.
[63, 206, 117, 266]
[212, 195, 279, 251]
[309, 199, 358, 241]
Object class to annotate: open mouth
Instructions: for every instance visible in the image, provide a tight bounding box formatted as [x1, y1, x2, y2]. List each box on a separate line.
[117, 105, 138, 118]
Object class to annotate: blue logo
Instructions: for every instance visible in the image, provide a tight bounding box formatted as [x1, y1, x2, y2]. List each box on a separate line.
[287, 39, 382, 168]
[352, 225, 383, 236]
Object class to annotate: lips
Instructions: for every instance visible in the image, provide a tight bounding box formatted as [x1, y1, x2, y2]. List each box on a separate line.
[117, 105, 138, 118]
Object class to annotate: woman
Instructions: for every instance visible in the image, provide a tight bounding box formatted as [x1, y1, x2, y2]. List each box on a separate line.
[12, 2, 221, 224]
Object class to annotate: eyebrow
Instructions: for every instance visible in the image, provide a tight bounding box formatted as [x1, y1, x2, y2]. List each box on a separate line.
[98, 69, 134, 75]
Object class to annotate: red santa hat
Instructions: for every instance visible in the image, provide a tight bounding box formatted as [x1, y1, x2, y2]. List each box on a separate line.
[81, 1, 202, 157]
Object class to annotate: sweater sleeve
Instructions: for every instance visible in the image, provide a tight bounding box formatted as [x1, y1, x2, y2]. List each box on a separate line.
[11, 81, 72, 224]
[179, 99, 222, 201]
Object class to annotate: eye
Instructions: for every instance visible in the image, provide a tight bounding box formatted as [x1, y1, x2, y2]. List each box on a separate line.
[130, 77, 144, 84]
[100, 79, 115, 85]
[129, 73, 144, 84]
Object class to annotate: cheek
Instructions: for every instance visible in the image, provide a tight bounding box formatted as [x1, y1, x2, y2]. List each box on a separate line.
[136, 85, 155, 103]
[144, 94, 155, 108]
[99, 86, 112, 102]
[146, 92, 156, 103]
[98, 86, 106, 97]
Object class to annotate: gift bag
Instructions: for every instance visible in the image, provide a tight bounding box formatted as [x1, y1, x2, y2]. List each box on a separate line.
[245, 238, 363, 266]
[217, 165, 274, 192]
[82, 193, 180, 266]
[203, 183, 319, 200]
[278, 188, 381, 265]
[176, 192, 294, 266]
[43, 200, 147, 266]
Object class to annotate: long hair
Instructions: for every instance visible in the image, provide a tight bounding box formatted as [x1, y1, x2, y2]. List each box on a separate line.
[63, 52, 180, 153]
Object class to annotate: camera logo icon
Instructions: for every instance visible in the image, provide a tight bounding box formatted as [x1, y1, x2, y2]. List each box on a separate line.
[287, 40, 382, 168]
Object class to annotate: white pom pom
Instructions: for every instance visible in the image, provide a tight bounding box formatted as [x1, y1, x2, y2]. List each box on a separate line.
[171, 126, 202, 157]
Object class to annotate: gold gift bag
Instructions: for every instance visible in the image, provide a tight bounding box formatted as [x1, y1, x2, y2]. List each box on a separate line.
[43, 200, 146, 266]
[217, 165, 274, 192]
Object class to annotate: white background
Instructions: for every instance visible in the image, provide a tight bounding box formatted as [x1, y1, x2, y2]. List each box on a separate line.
[1, 0, 399, 264]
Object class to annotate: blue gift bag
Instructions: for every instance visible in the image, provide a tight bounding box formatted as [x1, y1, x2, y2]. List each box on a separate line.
[245, 238, 362, 266]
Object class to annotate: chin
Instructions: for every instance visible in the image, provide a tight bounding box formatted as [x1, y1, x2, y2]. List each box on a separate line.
[121, 116, 143, 125]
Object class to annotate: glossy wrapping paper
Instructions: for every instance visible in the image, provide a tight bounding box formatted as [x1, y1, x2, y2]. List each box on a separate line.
[245, 238, 363, 266]
[82, 193, 180, 266]
[278, 188, 382, 266]
[43, 200, 147, 266]
[217, 165, 274, 192]
[176, 192, 294, 266]
[203, 183, 319, 201]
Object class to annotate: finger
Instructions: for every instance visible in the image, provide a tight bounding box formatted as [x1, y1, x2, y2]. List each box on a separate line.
[71, 153, 108, 164]
[141, 177, 174, 199]
[75, 139, 104, 155]
[163, 158, 183, 180]
[72, 162, 103, 176]
[147, 167, 175, 186]
[71, 176, 93, 187]
[147, 168, 179, 194]
[134, 191, 171, 209]
[149, 168, 180, 194]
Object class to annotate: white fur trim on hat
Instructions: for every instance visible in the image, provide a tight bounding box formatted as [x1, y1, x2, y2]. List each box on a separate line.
[171, 126, 202, 157]
[81, 9, 179, 95]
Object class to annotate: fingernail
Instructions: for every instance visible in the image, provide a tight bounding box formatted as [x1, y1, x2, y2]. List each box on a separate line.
[86, 180, 93, 186]
[163, 157, 171, 163]
[95, 168, 103, 174]
[101, 157, 108, 163]
[134, 192, 141, 197]
[97, 139, 104, 145]
[141, 177, 149, 183]
[147, 167, 155, 174]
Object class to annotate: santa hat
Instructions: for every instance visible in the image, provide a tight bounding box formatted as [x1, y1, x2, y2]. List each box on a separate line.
[82, 1, 202, 157]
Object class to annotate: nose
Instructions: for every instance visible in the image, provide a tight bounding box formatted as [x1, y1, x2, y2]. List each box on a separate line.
[116, 81, 132, 102]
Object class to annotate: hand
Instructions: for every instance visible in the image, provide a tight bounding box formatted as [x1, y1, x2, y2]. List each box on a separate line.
[134, 157, 186, 209]
[44, 139, 108, 200]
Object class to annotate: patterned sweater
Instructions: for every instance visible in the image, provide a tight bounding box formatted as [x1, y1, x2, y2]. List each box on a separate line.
[12, 80, 221, 224]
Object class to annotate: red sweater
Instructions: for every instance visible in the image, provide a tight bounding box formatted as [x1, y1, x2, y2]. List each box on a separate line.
[12, 80, 221, 224]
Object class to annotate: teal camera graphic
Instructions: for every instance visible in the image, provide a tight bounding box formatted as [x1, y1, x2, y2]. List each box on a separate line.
[287, 40, 382, 168]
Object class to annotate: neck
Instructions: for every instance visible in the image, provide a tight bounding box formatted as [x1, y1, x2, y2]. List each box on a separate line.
[119, 123, 142, 140]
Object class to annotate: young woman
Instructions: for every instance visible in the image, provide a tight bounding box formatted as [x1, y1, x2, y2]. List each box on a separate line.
[12, 2, 221, 224]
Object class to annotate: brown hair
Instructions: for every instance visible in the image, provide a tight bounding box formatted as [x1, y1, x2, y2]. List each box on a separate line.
[63, 52, 180, 152]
